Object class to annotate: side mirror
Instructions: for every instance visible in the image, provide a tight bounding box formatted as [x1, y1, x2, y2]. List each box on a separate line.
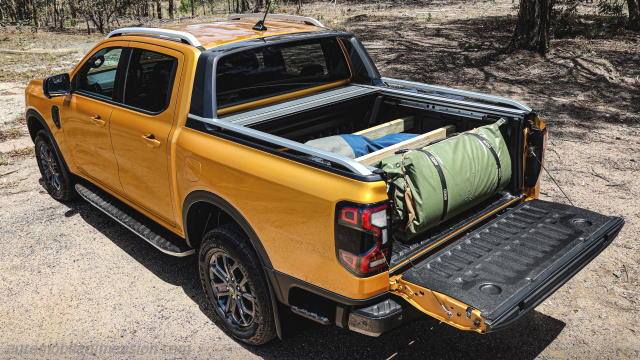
[43, 73, 71, 98]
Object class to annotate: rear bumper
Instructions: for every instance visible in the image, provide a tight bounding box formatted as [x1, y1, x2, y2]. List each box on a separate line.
[347, 299, 405, 337]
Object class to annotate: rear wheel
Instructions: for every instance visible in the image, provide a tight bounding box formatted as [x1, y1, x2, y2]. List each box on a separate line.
[198, 224, 276, 345]
[34, 130, 74, 202]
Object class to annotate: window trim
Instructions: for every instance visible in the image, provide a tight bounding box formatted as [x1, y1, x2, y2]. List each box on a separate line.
[212, 37, 353, 117]
[119, 47, 179, 115]
[71, 45, 179, 117]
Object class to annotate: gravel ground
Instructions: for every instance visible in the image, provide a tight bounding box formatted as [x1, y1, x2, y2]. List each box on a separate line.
[1, 1, 639, 359]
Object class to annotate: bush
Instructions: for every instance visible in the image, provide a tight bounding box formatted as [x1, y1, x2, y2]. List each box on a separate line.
[597, 0, 625, 16]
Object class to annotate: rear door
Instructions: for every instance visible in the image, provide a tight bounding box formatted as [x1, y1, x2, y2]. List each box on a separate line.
[391, 200, 623, 332]
[109, 43, 183, 224]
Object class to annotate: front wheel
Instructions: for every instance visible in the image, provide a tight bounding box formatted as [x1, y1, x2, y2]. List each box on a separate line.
[198, 224, 276, 345]
[34, 130, 74, 202]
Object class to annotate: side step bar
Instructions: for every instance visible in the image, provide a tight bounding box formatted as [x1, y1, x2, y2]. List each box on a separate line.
[75, 183, 195, 257]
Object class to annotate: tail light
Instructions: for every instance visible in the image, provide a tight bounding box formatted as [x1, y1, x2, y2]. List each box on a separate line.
[335, 201, 390, 277]
[524, 115, 548, 198]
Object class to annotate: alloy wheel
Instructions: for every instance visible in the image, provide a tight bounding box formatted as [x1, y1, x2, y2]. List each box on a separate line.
[208, 251, 256, 328]
[37, 141, 62, 193]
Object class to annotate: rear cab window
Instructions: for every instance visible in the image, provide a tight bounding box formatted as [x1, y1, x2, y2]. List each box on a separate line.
[216, 38, 351, 113]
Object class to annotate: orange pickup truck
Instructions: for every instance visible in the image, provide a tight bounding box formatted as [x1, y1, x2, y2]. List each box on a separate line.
[25, 14, 623, 345]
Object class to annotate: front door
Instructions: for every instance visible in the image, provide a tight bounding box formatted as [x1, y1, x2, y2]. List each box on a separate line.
[63, 43, 128, 192]
[109, 43, 183, 224]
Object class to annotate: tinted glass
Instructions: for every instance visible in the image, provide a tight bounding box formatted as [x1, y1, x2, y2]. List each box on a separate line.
[124, 49, 177, 113]
[75, 47, 123, 99]
[216, 38, 350, 109]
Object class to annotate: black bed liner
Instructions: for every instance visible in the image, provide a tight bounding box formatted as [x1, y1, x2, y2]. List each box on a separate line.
[401, 199, 624, 330]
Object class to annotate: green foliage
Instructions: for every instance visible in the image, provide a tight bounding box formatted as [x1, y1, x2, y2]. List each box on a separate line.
[597, 0, 625, 16]
[421, 13, 433, 22]
[179, 0, 193, 13]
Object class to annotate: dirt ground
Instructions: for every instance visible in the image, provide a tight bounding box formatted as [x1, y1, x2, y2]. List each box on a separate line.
[1, 1, 639, 359]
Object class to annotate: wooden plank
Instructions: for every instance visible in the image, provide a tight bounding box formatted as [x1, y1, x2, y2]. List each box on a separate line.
[356, 125, 455, 165]
[353, 116, 414, 139]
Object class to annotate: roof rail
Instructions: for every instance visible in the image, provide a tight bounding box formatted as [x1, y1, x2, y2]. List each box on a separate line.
[228, 13, 325, 28]
[107, 27, 203, 48]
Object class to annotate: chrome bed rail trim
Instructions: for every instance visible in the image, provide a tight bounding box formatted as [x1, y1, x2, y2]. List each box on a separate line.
[222, 85, 377, 126]
[187, 113, 375, 176]
[380, 77, 533, 114]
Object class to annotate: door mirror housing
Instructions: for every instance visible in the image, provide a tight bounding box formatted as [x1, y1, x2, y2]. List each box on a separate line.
[43, 73, 71, 98]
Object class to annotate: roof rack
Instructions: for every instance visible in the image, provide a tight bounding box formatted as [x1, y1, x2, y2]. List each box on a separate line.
[107, 27, 203, 48]
[228, 13, 325, 28]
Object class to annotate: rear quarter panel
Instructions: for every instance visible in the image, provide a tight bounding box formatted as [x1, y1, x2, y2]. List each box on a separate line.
[175, 127, 390, 300]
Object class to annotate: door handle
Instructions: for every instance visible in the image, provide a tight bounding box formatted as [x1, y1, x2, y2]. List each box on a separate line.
[89, 115, 106, 127]
[141, 133, 161, 148]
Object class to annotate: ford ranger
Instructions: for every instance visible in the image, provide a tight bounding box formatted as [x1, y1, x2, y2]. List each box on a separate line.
[24, 14, 624, 345]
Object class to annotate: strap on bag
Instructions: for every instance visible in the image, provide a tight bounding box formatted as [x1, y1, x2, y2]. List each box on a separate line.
[466, 132, 502, 192]
[416, 149, 449, 221]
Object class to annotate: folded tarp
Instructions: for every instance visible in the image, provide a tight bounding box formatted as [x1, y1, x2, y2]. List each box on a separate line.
[305, 133, 418, 159]
[376, 119, 511, 240]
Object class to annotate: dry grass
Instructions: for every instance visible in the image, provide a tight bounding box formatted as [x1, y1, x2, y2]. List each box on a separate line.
[0, 28, 99, 82]
[0, 146, 34, 166]
[0, 127, 24, 142]
[6, 146, 34, 158]
[12, 115, 27, 126]
[1, 147, 34, 164]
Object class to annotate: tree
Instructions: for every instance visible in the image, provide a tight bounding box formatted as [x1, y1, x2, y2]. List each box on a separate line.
[628, 0, 640, 30]
[509, 0, 553, 54]
[168, 0, 174, 19]
[76, 0, 132, 33]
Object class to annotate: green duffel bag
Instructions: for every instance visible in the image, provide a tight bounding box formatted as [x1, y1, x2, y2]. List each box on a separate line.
[376, 119, 512, 240]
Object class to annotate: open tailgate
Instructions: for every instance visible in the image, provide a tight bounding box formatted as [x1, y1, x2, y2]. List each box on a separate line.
[390, 200, 624, 333]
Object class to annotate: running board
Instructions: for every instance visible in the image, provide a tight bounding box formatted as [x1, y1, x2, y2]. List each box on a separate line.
[75, 183, 195, 257]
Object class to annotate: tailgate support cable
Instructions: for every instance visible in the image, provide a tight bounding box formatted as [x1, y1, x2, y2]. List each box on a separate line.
[432, 292, 453, 318]
[529, 149, 575, 207]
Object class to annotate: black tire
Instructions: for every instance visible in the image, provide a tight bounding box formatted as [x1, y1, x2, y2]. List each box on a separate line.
[198, 224, 276, 345]
[34, 129, 74, 202]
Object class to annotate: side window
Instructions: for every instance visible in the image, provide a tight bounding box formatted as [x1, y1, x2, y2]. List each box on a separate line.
[75, 47, 123, 99]
[123, 49, 178, 113]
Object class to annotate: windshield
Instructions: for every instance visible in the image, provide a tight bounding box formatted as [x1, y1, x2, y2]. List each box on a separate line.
[216, 38, 351, 110]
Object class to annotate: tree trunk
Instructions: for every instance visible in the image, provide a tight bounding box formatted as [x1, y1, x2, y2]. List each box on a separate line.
[69, 2, 77, 19]
[156, 1, 162, 19]
[509, 0, 553, 54]
[31, 0, 38, 29]
[628, 0, 640, 30]
[168, 0, 174, 19]
[191, 0, 195, 17]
